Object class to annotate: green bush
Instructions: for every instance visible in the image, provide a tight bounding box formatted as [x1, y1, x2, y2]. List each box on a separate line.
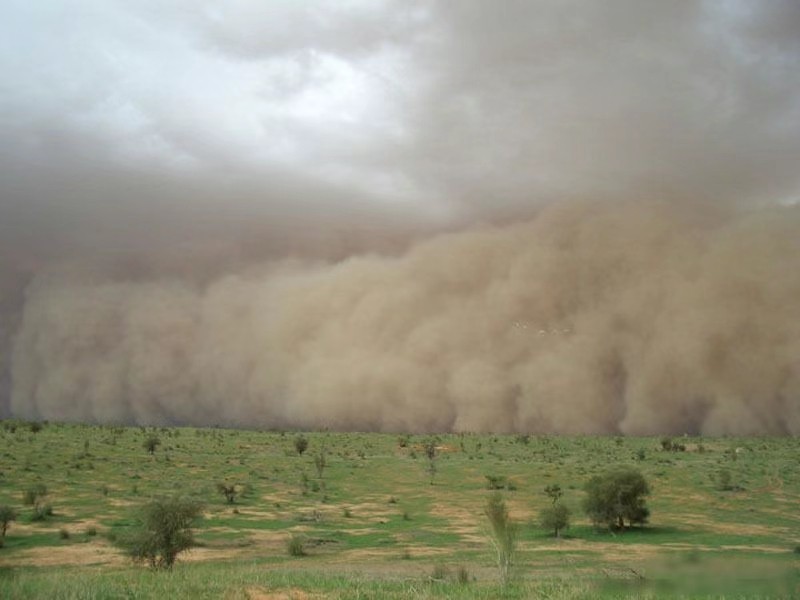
[539, 503, 570, 537]
[293, 435, 309, 456]
[583, 467, 650, 530]
[117, 495, 203, 569]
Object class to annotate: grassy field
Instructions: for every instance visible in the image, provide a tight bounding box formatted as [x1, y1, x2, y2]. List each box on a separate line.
[0, 421, 798, 598]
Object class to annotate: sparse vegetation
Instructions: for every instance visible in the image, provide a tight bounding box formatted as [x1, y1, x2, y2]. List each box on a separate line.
[0, 424, 795, 598]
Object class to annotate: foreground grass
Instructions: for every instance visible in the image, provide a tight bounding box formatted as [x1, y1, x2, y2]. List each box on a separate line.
[0, 421, 799, 598]
[2, 558, 798, 599]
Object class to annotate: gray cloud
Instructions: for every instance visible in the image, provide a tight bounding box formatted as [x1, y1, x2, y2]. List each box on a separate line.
[1, 1, 798, 430]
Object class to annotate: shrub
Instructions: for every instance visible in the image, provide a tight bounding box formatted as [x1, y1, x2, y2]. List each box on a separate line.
[287, 534, 306, 556]
[431, 563, 450, 581]
[216, 482, 238, 504]
[456, 565, 470, 584]
[485, 475, 508, 490]
[143, 435, 161, 455]
[293, 435, 309, 456]
[484, 492, 516, 586]
[23, 484, 47, 506]
[85, 526, 98, 537]
[0, 505, 17, 547]
[118, 495, 203, 569]
[32, 503, 53, 521]
[59, 528, 70, 540]
[314, 449, 327, 479]
[430, 563, 449, 581]
[544, 484, 563, 504]
[424, 438, 438, 485]
[539, 504, 571, 537]
[583, 467, 650, 530]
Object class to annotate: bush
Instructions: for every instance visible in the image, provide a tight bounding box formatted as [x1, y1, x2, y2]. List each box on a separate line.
[23, 484, 47, 506]
[583, 467, 650, 530]
[485, 475, 508, 490]
[216, 482, 238, 504]
[287, 534, 306, 557]
[539, 504, 570, 537]
[59, 528, 70, 540]
[143, 435, 161, 455]
[32, 503, 53, 521]
[484, 492, 516, 586]
[118, 495, 203, 569]
[0, 505, 17, 547]
[293, 435, 308, 456]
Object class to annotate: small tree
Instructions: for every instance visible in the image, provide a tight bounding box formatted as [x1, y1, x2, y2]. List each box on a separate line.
[143, 435, 161, 455]
[484, 492, 516, 586]
[120, 496, 203, 569]
[424, 438, 438, 485]
[583, 467, 650, 531]
[539, 503, 570, 538]
[0, 505, 17, 547]
[294, 435, 309, 456]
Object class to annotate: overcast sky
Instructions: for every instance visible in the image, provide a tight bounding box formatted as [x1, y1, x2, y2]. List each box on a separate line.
[2, 0, 799, 268]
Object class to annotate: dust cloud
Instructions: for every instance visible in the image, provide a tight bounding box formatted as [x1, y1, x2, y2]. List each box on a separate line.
[10, 200, 800, 434]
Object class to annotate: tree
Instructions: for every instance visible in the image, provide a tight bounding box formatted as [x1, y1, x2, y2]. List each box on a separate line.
[583, 467, 650, 530]
[293, 434, 308, 456]
[539, 503, 570, 538]
[0, 505, 17, 548]
[120, 496, 203, 569]
[143, 435, 161, 455]
[484, 492, 516, 586]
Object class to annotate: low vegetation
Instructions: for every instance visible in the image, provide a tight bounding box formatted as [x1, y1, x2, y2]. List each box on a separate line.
[0, 421, 797, 598]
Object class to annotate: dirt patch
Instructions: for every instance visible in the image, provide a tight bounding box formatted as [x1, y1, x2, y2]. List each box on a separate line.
[0, 540, 125, 567]
[245, 586, 323, 600]
[678, 513, 787, 536]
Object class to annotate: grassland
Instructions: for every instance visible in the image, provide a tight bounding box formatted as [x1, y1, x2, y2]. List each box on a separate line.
[0, 421, 798, 598]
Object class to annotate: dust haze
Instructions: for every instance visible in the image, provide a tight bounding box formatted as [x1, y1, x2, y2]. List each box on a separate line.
[2, 2, 800, 433]
[10, 201, 800, 434]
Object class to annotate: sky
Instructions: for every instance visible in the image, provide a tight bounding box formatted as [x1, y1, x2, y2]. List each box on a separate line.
[1, 1, 799, 432]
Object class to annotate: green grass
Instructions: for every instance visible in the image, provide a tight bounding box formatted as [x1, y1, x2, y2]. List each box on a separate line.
[0, 422, 799, 598]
